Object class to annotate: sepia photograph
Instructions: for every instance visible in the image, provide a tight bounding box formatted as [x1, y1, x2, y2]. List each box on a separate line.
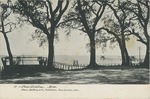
[0, 0, 150, 98]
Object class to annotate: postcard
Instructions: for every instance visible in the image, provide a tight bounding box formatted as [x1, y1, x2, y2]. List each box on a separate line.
[0, 0, 150, 99]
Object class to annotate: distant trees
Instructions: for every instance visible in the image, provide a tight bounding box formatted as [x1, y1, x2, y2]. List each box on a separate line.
[0, 0, 14, 66]
[62, 0, 107, 68]
[13, 0, 69, 70]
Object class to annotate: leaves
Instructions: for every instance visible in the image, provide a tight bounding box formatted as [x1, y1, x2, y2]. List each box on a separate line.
[31, 29, 47, 47]
[13, 0, 69, 47]
[0, 0, 15, 33]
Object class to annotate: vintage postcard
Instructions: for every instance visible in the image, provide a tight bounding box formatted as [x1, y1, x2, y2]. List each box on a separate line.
[0, 0, 150, 99]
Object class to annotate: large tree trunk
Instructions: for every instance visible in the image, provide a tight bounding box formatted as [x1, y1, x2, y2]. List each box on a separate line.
[120, 46, 126, 66]
[123, 47, 130, 66]
[3, 33, 13, 66]
[143, 28, 149, 68]
[118, 39, 130, 66]
[121, 31, 130, 66]
[118, 40, 126, 66]
[47, 33, 55, 70]
[143, 42, 149, 67]
[87, 34, 97, 68]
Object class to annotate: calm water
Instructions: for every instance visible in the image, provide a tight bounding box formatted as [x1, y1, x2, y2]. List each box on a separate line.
[0, 55, 144, 68]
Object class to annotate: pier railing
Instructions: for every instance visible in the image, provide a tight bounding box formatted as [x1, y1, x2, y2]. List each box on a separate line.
[54, 62, 86, 70]
[1, 56, 144, 71]
[1, 56, 86, 71]
[1, 56, 47, 67]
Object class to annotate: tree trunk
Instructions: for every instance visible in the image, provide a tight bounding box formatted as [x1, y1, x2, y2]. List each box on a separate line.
[118, 39, 130, 66]
[47, 34, 55, 70]
[87, 34, 97, 68]
[120, 47, 126, 66]
[3, 33, 13, 66]
[123, 47, 130, 66]
[143, 28, 149, 67]
[121, 30, 130, 66]
[118, 40, 126, 66]
[143, 43, 149, 67]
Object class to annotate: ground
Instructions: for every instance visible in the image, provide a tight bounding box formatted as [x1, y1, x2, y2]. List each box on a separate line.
[0, 68, 149, 84]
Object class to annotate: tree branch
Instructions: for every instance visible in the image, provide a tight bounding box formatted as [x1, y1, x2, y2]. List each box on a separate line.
[77, 0, 90, 34]
[93, 3, 106, 30]
[5, 22, 16, 33]
[83, 0, 97, 16]
[55, 0, 69, 25]
[131, 29, 147, 45]
[124, 1, 145, 27]
[96, 27, 119, 39]
[44, 1, 51, 22]
[137, 1, 146, 22]
[145, 1, 149, 25]
[46, 0, 53, 15]
[56, 18, 79, 28]
[106, 3, 122, 27]
[53, 0, 63, 14]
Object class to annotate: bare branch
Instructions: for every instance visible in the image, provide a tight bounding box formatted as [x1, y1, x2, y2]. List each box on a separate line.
[56, 18, 80, 28]
[53, 0, 63, 14]
[55, 0, 69, 25]
[131, 29, 147, 45]
[96, 27, 119, 39]
[46, 0, 53, 15]
[93, 3, 106, 30]
[44, 1, 51, 22]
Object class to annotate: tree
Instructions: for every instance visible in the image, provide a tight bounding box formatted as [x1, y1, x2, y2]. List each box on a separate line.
[13, 0, 69, 70]
[61, 0, 107, 68]
[0, 0, 14, 66]
[123, 0, 150, 66]
[97, 0, 132, 66]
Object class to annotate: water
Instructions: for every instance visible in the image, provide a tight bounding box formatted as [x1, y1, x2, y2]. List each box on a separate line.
[0, 55, 144, 67]
[55, 55, 144, 65]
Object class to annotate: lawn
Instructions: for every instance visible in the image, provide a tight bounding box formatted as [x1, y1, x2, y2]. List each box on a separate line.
[0, 68, 149, 84]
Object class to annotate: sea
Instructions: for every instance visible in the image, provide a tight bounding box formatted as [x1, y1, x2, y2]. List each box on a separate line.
[0, 55, 144, 69]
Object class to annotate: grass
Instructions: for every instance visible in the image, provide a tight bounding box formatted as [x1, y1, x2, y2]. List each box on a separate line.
[0, 67, 149, 84]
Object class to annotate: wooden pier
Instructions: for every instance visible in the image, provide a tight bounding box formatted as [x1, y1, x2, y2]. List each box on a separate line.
[1, 55, 143, 74]
[1, 56, 86, 74]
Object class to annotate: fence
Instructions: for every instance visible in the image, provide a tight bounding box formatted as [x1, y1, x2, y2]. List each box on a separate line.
[1, 56, 86, 71]
[54, 62, 86, 70]
[1, 56, 47, 67]
[1, 56, 144, 71]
